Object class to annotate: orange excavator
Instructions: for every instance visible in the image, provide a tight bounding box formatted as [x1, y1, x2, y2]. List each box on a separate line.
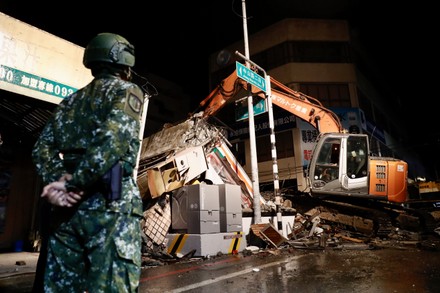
[198, 68, 409, 204]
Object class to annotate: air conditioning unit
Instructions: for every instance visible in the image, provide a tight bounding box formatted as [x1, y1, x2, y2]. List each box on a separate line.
[171, 184, 220, 234]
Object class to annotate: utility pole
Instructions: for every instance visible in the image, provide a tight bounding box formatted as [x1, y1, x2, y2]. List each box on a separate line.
[241, 0, 261, 224]
[235, 51, 282, 232]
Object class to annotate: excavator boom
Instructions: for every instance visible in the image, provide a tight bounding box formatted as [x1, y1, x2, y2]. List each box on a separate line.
[198, 69, 344, 134]
[198, 67, 411, 204]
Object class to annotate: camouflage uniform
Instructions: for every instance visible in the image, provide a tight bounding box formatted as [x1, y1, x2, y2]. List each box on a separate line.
[32, 73, 144, 293]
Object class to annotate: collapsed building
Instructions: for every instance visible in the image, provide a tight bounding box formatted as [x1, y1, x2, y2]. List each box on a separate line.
[136, 113, 284, 257]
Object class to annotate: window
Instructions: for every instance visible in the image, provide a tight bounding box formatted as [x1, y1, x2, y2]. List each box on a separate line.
[256, 135, 271, 162]
[346, 136, 368, 178]
[300, 83, 351, 108]
[231, 141, 246, 166]
[252, 41, 352, 71]
[256, 131, 294, 162]
[211, 40, 352, 93]
[314, 137, 341, 182]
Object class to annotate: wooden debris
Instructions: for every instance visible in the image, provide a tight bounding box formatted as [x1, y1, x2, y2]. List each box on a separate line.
[250, 223, 287, 248]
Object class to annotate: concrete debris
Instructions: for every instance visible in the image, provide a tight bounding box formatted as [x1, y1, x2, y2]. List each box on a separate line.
[135, 115, 440, 267]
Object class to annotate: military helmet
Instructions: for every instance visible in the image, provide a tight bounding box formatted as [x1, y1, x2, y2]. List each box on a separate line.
[83, 33, 135, 68]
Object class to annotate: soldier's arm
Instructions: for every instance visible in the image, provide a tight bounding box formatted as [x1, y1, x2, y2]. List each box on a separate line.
[66, 85, 143, 189]
[32, 117, 66, 184]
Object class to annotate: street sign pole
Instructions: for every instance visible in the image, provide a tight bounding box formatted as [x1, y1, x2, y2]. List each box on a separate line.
[264, 74, 282, 232]
[235, 49, 282, 231]
[240, 0, 261, 224]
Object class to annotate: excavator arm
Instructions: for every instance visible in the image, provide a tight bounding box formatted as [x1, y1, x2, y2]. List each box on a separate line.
[198, 67, 413, 205]
[198, 69, 344, 134]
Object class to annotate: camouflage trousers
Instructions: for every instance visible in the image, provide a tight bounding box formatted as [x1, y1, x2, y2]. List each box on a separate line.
[43, 208, 142, 293]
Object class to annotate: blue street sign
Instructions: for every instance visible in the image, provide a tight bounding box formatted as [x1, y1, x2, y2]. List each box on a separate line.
[236, 62, 266, 93]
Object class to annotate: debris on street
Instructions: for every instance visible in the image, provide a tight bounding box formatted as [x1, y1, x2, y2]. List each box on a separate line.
[134, 114, 440, 269]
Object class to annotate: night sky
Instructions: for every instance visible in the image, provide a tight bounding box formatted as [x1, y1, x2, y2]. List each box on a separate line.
[1, 1, 438, 178]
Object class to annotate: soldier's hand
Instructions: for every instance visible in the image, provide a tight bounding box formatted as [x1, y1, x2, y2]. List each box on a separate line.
[41, 183, 67, 206]
[64, 190, 83, 206]
[41, 181, 83, 207]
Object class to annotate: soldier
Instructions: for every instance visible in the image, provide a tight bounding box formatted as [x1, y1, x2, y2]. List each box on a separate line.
[32, 32, 145, 293]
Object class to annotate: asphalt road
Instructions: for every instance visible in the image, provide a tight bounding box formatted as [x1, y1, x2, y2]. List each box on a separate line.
[139, 244, 440, 293]
[2, 244, 440, 293]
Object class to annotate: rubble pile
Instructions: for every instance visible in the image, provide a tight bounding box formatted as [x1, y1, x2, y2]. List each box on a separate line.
[139, 193, 440, 268]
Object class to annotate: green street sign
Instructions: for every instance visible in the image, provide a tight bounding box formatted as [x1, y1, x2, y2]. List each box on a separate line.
[235, 98, 267, 121]
[236, 62, 266, 92]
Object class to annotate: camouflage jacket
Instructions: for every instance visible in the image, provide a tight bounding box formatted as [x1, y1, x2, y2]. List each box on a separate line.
[32, 73, 144, 213]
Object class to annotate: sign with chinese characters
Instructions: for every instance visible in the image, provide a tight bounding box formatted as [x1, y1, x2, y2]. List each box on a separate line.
[0, 65, 76, 99]
[236, 62, 266, 93]
[0, 12, 92, 104]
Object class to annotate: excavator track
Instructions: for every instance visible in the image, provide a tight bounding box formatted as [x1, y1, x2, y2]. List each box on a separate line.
[288, 194, 440, 240]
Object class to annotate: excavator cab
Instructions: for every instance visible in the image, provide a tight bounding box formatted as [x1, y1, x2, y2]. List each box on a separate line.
[308, 133, 370, 198]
